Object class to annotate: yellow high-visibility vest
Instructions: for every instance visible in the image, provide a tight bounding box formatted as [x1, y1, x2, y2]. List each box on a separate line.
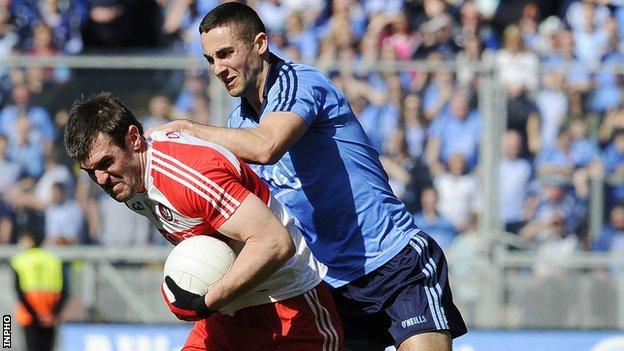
[10, 248, 64, 326]
[10, 248, 63, 293]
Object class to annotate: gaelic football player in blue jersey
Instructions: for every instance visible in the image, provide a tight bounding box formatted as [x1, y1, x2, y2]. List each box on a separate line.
[151, 3, 467, 350]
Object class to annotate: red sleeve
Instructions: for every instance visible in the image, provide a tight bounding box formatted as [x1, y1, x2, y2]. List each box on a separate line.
[185, 161, 251, 230]
[150, 140, 251, 231]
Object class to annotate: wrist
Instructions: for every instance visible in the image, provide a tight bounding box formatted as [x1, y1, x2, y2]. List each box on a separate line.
[192, 295, 214, 317]
[179, 119, 196, 135]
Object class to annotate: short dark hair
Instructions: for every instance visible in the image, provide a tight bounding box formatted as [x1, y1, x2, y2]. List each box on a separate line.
[64, 92, 143, 161]
[199, 2, 266, 43]
[18, 229, 43, 248]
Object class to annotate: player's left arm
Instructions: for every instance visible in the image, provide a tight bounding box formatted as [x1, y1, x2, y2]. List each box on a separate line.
[203, 192, 295, 310]
[162, 192, 296, 319]
[149, 112, 308, 165]
[160, 153, 296, 317]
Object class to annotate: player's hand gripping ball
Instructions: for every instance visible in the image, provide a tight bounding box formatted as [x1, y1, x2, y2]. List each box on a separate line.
[161, 236, 237, 321]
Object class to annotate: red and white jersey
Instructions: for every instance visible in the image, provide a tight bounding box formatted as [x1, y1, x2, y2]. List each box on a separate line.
[126, 131, 325, 314]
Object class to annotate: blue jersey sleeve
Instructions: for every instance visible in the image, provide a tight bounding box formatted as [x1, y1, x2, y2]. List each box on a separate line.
[264, 66, 321, 126]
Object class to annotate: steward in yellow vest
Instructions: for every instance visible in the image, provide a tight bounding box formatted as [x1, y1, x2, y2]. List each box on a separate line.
[10, 230, 68, 351]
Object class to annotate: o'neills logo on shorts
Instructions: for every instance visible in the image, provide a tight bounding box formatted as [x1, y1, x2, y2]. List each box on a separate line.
[158, 204, 173, 221]
[401, 315, 427, 328]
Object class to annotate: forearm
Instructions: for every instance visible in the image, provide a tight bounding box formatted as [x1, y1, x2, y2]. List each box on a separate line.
[204, 236, 294, 310]
[181, 120, 278, 164]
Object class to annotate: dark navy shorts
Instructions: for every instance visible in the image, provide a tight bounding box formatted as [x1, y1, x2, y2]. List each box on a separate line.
[331, 233, 467, 347]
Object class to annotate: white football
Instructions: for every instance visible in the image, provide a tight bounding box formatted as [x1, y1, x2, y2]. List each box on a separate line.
[163, 236, 237, 295]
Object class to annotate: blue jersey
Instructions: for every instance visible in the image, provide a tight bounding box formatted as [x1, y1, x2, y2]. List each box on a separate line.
[228, 54, 421, 287]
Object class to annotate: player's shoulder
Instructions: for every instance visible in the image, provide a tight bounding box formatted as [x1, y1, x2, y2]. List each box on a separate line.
[273, 58, 330, 89]
[148, 131, 241, 173]
[266, 60, 335, 110]
[297, 60, 328, 79]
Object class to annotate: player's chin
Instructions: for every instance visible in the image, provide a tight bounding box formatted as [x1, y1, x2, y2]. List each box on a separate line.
[224, 84, 242, 97]
[112, 189, 134, 202]
[226, 89, 242, 98]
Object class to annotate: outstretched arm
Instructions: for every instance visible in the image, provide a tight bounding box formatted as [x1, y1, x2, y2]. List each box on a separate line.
[148, 111, 308, 164]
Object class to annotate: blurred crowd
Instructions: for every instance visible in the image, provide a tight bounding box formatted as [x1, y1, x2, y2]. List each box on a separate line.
[0, 0, 623, 268]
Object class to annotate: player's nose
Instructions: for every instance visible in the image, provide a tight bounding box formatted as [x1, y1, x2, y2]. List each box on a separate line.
[212, 60, 227, 77]
[94, 169, 109, 186]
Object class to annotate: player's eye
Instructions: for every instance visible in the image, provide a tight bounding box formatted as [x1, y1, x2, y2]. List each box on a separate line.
[100, 159, 113, 169]
[94, 157, 113, 171]
[216, 50, 233, 60]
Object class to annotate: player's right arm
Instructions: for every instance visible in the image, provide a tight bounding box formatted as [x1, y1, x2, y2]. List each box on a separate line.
[148, 67, 323, 165]
[148, 113, 307, 165]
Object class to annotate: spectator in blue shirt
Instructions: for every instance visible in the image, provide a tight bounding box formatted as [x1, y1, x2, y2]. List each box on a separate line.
[589, 41, 623, 114]
[535, 70, 568, 150]
[569, 119, 599, 168]
[528, 179, 588, 236]
[316, 0, 367, 43]
[357, 98, 399, 154]
[10, 0, 39, 45]
[592, 202, 624, 252]
[413, 186, 458, 252]
[256, 0, 290, 34]
[141, 95, 172, 131]
[0, 134, 20, 195]
[426, 87, 481, 174]
[566, 0, 610, 35]
[0, 84, 56, 147]
[604, 129, 624, 208]
[7, 114, 45, 179]
[284, 11, 318, 61]
[174, 72, 209, 117]
[402, 92, 427, 159]
[500, 130, 533, 234]
[543, 29, 591, 95]
[571, 5, 609, 66]
[421, 69, 454, 122]
[535, 127, 575, 179]
[44, 182, 84, 246]
[37, 0, 87, 54]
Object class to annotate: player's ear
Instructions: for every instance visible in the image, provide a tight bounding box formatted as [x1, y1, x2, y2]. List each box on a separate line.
[127, 124, 142, 151]
[254, 32, 268, 55]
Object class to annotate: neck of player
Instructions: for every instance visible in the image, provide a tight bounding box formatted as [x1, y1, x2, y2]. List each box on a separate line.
[137, 136, 149, 193]
[247, 59, 271, 115]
